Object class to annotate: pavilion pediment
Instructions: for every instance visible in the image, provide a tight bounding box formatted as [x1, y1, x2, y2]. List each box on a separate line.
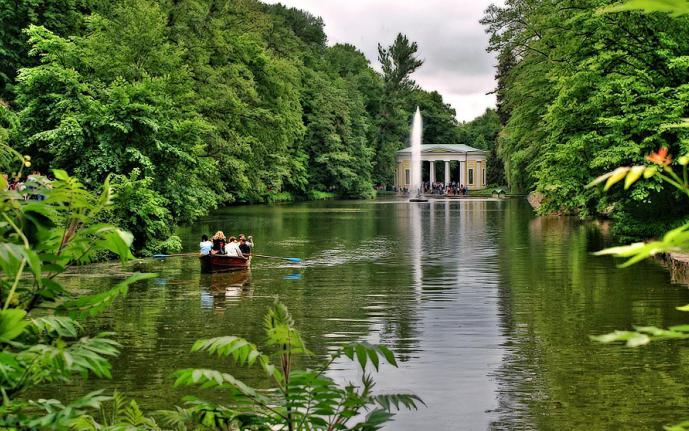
[426, 148, 452, 153]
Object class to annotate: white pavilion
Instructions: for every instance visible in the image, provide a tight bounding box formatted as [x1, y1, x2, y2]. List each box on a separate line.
[394, 144, 488, 190]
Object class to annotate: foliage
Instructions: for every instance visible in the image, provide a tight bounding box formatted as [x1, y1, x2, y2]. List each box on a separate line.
[70, 391, 161, 430]
[482, 0, 689, 224]
[0, 157, 156, 428]
[0, 0, 90, 100]
[372, 33, 425, 186]
[588, 146, 689, 427]
[458, 108, 505, 185]
[601, 0, 689, 15]
[110, 169, 181, 255]
[161, 300, 423, 431]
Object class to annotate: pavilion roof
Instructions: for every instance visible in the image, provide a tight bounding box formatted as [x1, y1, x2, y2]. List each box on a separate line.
[396, 144, 487, 154]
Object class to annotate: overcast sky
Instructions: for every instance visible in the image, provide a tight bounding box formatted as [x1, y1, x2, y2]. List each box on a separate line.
[263, 0, 501, 122]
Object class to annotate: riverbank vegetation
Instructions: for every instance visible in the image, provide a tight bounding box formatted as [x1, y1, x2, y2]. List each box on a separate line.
[0, 0, 503, 254]
[482, 0, 689, 239]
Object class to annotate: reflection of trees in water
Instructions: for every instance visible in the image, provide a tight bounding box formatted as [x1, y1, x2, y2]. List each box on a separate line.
[491, 201, 689, 430]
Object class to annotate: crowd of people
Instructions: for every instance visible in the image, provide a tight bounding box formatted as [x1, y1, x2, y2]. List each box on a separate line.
[394, 182, 469, 196]
[426, 181, 469, 196]
[200, 231, 253, 258]
[2, 171, 52, 200]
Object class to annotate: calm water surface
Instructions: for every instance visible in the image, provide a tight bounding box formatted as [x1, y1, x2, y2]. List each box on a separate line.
[54, 198, 689, 430]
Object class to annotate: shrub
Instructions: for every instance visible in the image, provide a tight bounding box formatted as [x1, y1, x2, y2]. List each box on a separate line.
[111, 169, 180, 255]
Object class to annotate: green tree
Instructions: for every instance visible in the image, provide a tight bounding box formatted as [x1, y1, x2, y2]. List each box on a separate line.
[482, 0, 689, 228]
[0, 0, 91, 100]
[458, 108, 505, 185]
[373, 33, 424, 186]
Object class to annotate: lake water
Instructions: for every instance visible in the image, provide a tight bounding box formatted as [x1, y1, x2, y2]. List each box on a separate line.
[53, 198, 689, 430]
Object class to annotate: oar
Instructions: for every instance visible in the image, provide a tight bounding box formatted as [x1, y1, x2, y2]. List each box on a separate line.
[152, 253, 198, 258]
[253, 254, 302, 263]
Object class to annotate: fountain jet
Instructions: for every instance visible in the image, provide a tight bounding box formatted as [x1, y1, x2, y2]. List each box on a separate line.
[409, 106, 428, 202]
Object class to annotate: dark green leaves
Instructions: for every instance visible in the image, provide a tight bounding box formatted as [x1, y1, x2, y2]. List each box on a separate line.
[342, 342, 397, 371]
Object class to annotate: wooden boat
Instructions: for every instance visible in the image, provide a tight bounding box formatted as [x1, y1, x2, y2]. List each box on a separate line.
[200, 254, 251, 273]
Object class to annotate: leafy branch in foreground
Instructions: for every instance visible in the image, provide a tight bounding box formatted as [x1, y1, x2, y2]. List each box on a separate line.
[587, 147, 689, 267]
[588, 145, 689, 429]
[580, 4, 689, 431]
[600, 0, 689, 16]
[0, 161, 156, 428]
[162, 300, 423, 431]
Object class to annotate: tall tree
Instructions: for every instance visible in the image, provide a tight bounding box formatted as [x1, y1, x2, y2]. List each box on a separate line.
[373, 33, 424, 186]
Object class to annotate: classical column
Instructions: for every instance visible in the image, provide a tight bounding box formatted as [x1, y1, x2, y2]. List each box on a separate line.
[430, 160, 436, 183]
[444, 160, 450, 184]
[477, 161, 482, 187]
[459, 161, 466, 186]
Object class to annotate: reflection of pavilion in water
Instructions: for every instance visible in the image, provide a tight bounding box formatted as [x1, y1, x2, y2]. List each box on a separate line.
[379, 199, 495, 356]
[403, 199, 493, 295]
[373, 199, 505, 430]
[200, 270, 252, 310]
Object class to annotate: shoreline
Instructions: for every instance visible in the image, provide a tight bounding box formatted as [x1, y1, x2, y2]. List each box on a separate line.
[657, 253, 689, 285]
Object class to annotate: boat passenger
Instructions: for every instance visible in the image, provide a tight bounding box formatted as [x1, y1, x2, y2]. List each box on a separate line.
[225, 236, 245, 258]
[211, 231, 226, 255]
[199, 235, 213, 256]
[238, 234, 253, 255]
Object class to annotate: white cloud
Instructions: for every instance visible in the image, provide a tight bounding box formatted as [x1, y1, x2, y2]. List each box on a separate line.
[262, 0, 500, 121]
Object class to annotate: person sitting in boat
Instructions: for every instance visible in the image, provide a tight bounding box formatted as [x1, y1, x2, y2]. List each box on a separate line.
[225, 236, 246, 258]
[211, 231, 226, 255]
[200, 235, 213, 256]
[238, 234, 253, 255]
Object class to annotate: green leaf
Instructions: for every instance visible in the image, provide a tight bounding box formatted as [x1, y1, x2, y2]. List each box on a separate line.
[356, 344, 368, 370]
[626, 333, 651, 347]
[58, 272, 156, 318]
[604, 167, 629, 191]
[173, 368, 259, 399]
[668, 324, 689, 332]
[0, 309, 28, 342]
[378, 346, 397, 367]
[624, 165, 645, 189]
[32, 316, 81, 338]
[191, 336, 270, 369]
[600, 0, 689, 16]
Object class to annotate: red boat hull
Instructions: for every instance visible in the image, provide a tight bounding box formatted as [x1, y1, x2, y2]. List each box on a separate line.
[200, 254, 251, 273]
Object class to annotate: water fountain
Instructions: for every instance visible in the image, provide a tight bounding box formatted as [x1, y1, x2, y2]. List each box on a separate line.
[409, 106, 428, 202]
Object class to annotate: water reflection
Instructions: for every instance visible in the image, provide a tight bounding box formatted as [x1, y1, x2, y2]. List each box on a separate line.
[492, 204, 689, 430]
[200, 271, 252, 310]
[36, 198, 689, 430]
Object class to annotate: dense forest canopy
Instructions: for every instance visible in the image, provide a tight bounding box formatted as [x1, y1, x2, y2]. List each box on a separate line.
[482, 0, 689, 237]
[0, 0, 500, 253]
